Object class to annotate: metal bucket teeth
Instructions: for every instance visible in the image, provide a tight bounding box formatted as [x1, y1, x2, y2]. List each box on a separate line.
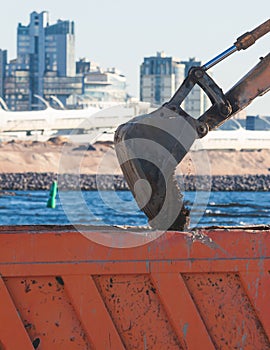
[114, 106, 199, 231]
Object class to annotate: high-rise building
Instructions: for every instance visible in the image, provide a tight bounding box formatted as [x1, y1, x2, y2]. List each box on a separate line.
[44, 19, 75, 77]
[0, 49, 7, 98]
[4, 60, 31, 111]
[140, 53, 210, 117]
[5, 11, 76, 110]
[140, 51, 185, 106]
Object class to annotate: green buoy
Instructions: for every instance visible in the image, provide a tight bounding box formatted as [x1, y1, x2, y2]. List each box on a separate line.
[47, 181, 57, 208]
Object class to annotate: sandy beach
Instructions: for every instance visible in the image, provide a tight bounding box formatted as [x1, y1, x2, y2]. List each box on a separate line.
[0, 138, 269, 176]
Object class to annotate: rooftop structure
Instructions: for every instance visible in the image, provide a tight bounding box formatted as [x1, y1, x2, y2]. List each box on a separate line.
[78, 65, 129, 104]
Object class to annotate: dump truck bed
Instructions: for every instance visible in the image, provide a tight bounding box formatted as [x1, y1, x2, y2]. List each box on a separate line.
[1, 225, 270, 349]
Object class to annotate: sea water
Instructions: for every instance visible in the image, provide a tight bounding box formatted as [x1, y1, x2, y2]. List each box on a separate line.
[0, 190, 270, 227]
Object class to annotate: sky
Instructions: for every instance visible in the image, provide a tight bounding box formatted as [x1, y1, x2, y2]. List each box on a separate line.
[0, 0, 269, 115]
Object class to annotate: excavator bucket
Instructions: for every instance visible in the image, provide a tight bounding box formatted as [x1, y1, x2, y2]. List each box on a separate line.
[115, 20, 270, 231]
[114, 105, 203, 231]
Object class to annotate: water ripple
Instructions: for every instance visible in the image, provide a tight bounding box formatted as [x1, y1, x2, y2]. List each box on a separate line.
[0, 190, 270, 227]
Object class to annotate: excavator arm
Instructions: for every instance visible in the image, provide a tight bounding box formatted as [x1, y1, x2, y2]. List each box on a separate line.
[114, 19, 270, 231]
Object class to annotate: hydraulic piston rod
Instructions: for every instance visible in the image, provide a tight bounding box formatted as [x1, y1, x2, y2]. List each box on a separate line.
[203, 19, 270, 70]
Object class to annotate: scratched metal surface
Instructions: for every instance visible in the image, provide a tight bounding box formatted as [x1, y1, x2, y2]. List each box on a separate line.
[94, 274, 182, 349]
[183, 272, 270, 349]
[4, 276, 92, 349]
[0, 226, 270, 349]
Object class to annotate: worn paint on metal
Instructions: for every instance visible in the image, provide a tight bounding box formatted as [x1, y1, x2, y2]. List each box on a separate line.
[0, 225, 270, 349]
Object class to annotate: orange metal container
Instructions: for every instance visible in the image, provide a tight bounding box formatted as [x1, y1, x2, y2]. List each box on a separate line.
[1, 225, 270, 349]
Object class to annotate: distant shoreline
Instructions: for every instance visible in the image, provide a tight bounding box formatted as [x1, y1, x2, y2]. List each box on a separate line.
[1, 140, 270, 177]
[0, 173, 269, 192]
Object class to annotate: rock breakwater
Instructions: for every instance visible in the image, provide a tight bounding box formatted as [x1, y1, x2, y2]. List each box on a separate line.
[0, 173, 269, 191]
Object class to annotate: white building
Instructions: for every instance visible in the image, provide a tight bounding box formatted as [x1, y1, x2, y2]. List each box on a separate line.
[76, 63, 129, 105]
